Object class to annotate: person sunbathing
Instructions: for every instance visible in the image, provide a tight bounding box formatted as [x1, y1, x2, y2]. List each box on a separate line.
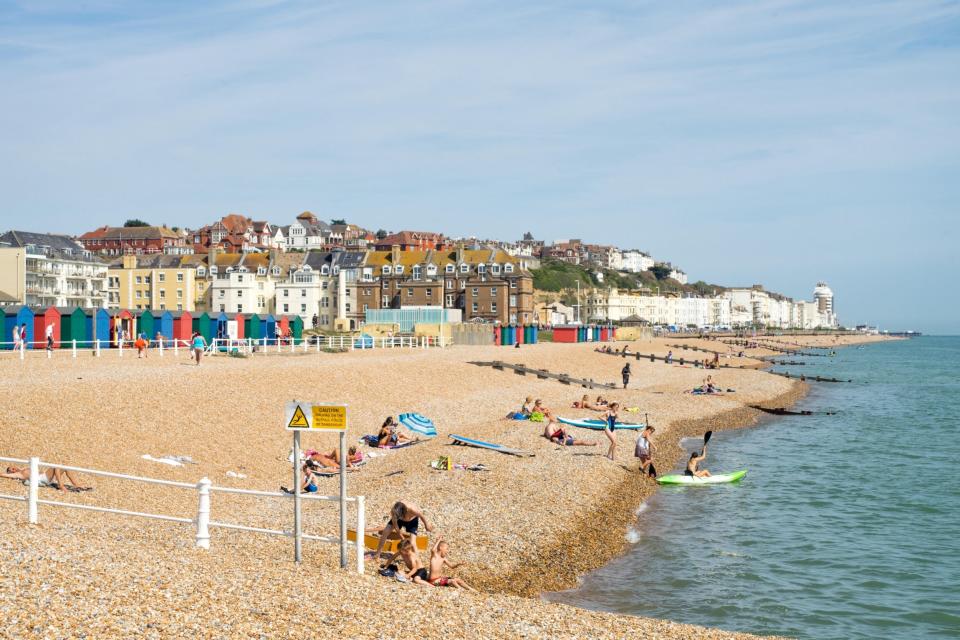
[544, 424, 597, 447]
[2, 465, 90, 492]
[572, 394, 603, 410]
[520, 396, 535, 416]
[381, 538, 432, 587]
[378, 417, 412, 447]
[428, 536, 477, 592]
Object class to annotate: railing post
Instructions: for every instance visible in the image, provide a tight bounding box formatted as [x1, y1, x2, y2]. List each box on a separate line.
[95, 338, 101, 357]
[159, 338, 164, 357]
[72, 339, 77, 358]
[118, 339, 123, 357]
[174, 338, 179, 357]
[195, 477, 211, 550]
[262, 336, 267, 351]
[276, 338, 280, 354]
[28, 456, 39, 524]
[316, 337, 321, 353]
[20, 341, 25, 361]
[356, 495, 365, 575]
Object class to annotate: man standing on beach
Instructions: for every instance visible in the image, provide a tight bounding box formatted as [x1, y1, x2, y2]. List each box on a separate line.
[622, 363, 631, 389]
[45, 322, 55, 352]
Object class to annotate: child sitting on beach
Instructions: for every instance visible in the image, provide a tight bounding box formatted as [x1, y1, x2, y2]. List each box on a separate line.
[428, 536, 476, 592]
[572, 394, 603, 410]
[381, 538, 432, 587]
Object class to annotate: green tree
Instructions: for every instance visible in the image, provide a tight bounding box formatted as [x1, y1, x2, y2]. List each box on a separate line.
[123, 218, 150, 227]
[650, 264, 672, 280]
[376, 229, 389, 240]
[331, 218, 346, 226]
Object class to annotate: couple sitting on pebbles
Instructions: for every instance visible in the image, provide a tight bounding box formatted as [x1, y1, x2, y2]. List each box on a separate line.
[371, 501, 476, 592]
[284, 447, 364, 494]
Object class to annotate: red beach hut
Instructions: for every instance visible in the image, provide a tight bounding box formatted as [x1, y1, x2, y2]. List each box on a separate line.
[32, 306, 61, 349]
[171, 310, 193, 345]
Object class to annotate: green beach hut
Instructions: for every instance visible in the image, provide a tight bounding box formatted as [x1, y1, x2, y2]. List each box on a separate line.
[138, 309, 155, 340]
[245, 313, 262, 340]
[290, 315, 303, 342]
[55, 307, 88, 346]
[192, 312, 212, 342]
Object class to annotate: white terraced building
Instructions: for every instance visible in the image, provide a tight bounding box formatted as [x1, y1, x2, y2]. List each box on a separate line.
[0, 231, 108, 309]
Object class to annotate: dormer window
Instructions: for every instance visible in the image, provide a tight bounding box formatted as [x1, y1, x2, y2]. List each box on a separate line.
[395, 265, 404, 275]
[209, 266, 218, 274]
[477, 264, 486, 274]
[445, 264, 454, 274]
[382, 266, 392, 275]
[257, 267, 266, 275]
[427, 264, 438, 276]
[459, 264, 468, 274]
[412, 265, 422, 280]
[272, 266, 281, 276]
[332, 266, 339, 275]
[198, 267, 207, 276]
[321, 265, 330, 275]
[491, 264, 501, 274]
[505, 263, 514, 273]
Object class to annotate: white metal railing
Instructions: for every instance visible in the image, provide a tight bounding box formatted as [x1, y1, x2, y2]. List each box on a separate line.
[2, 333, 449, 361]
[0, 455, 365, 574]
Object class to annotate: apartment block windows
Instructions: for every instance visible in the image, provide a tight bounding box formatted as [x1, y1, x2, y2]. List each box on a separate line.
[158, 273, 165, 282]
[491, 302, 497, 313]
[407, 288, 414, 298]
[177, 272, 184, 282]
[472, 302, 478, 313]
[472, 287, 479, 297]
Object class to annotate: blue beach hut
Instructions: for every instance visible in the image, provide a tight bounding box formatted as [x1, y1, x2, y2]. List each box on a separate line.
[155, 310, 174, 341]
[3, 306, 34, 349]
[265, 314, 277, 341]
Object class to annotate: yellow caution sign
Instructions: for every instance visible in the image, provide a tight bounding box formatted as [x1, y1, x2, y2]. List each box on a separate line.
[288, 405, 310, 429]
[285, 402, 348, 432]
[311, 405, 347, 431]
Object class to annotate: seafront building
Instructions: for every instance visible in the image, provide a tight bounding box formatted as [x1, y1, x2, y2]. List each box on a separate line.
[585, 283, 837, 329]
[0, 231, 108, 309]
[106, 255, 197, 311]
[78, 225, 192, 256]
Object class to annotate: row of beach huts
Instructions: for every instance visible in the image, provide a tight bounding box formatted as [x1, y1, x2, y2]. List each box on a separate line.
[2, 305, 304, 349]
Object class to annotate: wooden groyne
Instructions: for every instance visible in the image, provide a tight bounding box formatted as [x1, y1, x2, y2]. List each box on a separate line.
[720, 339, 829, 357]
[470, 361, 619, 390]
[595, 349, 754, 369]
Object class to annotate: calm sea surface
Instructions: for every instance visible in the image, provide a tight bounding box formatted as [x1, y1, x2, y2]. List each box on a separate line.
[546, 337, 960, 639]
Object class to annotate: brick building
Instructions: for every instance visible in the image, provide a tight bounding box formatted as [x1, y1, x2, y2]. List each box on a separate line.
[79, 225, 190, 256]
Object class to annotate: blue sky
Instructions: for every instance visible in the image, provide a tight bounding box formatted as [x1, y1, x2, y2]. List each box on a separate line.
[1, 1, 958, 332]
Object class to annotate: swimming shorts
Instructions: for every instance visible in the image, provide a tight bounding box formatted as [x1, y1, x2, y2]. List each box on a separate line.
[430, 576, 452, 587]
[412, 568, 429, 582]
[564, 436, 575, 446]
[397, 516, 419, 534]
[683, 469, 694, 477]
[305, 483, 318, 493]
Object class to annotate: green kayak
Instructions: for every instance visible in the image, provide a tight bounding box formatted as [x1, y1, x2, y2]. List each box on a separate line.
[656, 470, 747, 485]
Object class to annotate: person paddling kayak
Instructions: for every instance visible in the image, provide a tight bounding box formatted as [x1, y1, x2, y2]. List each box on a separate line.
[684, 445, 711, 478]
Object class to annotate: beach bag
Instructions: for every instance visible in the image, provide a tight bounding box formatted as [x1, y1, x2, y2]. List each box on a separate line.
[360, 435, 379, 447]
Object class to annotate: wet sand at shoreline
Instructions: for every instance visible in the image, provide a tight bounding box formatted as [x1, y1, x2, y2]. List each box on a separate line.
[0, 334, 890, 638]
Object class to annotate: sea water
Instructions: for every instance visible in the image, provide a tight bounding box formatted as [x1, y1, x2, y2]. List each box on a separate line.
[546, 337, 960, 639]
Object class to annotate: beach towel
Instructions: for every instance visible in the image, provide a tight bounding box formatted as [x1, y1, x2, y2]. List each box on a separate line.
[398, 413, 437, 437]
[529, 412, 545, 423]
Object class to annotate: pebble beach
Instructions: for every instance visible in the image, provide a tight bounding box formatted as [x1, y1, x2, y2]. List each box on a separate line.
[0, 334, 891, 639]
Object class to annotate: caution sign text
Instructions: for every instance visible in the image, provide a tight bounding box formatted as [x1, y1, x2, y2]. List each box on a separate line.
[285, 402, 348, 431]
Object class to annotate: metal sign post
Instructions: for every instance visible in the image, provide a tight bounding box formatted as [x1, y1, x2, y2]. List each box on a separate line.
[285, 401, 349, 568]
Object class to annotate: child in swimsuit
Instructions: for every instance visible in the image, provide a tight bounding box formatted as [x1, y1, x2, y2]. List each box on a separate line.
[381, 539, 431, 587]
[428, 536, 477, 592]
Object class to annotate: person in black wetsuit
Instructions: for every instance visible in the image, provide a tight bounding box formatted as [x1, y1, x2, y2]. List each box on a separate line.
[371, 500, 434, 563]
[621, 363, 631, 389]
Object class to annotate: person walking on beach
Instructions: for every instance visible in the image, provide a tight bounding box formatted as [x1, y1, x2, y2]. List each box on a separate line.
[602, 402, 621, 461]
[12, 323, 21, 351]
[666, 350, 673, 365]
[45, 323, 55, 352]
[191, 331, 207, 365]
[135, 333, 148, 359]
[635, 424, 656, 477]
[621, 363, 631, 389]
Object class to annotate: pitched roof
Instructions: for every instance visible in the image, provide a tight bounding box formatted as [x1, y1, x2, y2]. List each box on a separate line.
[1, 230, 85, 252]
[79, 226, 181, 241]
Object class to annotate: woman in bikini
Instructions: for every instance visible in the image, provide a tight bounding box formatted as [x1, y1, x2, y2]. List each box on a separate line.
[371, 500, 434, 564]
[602, 402, 620, 460]
[377, 417, 412, 448]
